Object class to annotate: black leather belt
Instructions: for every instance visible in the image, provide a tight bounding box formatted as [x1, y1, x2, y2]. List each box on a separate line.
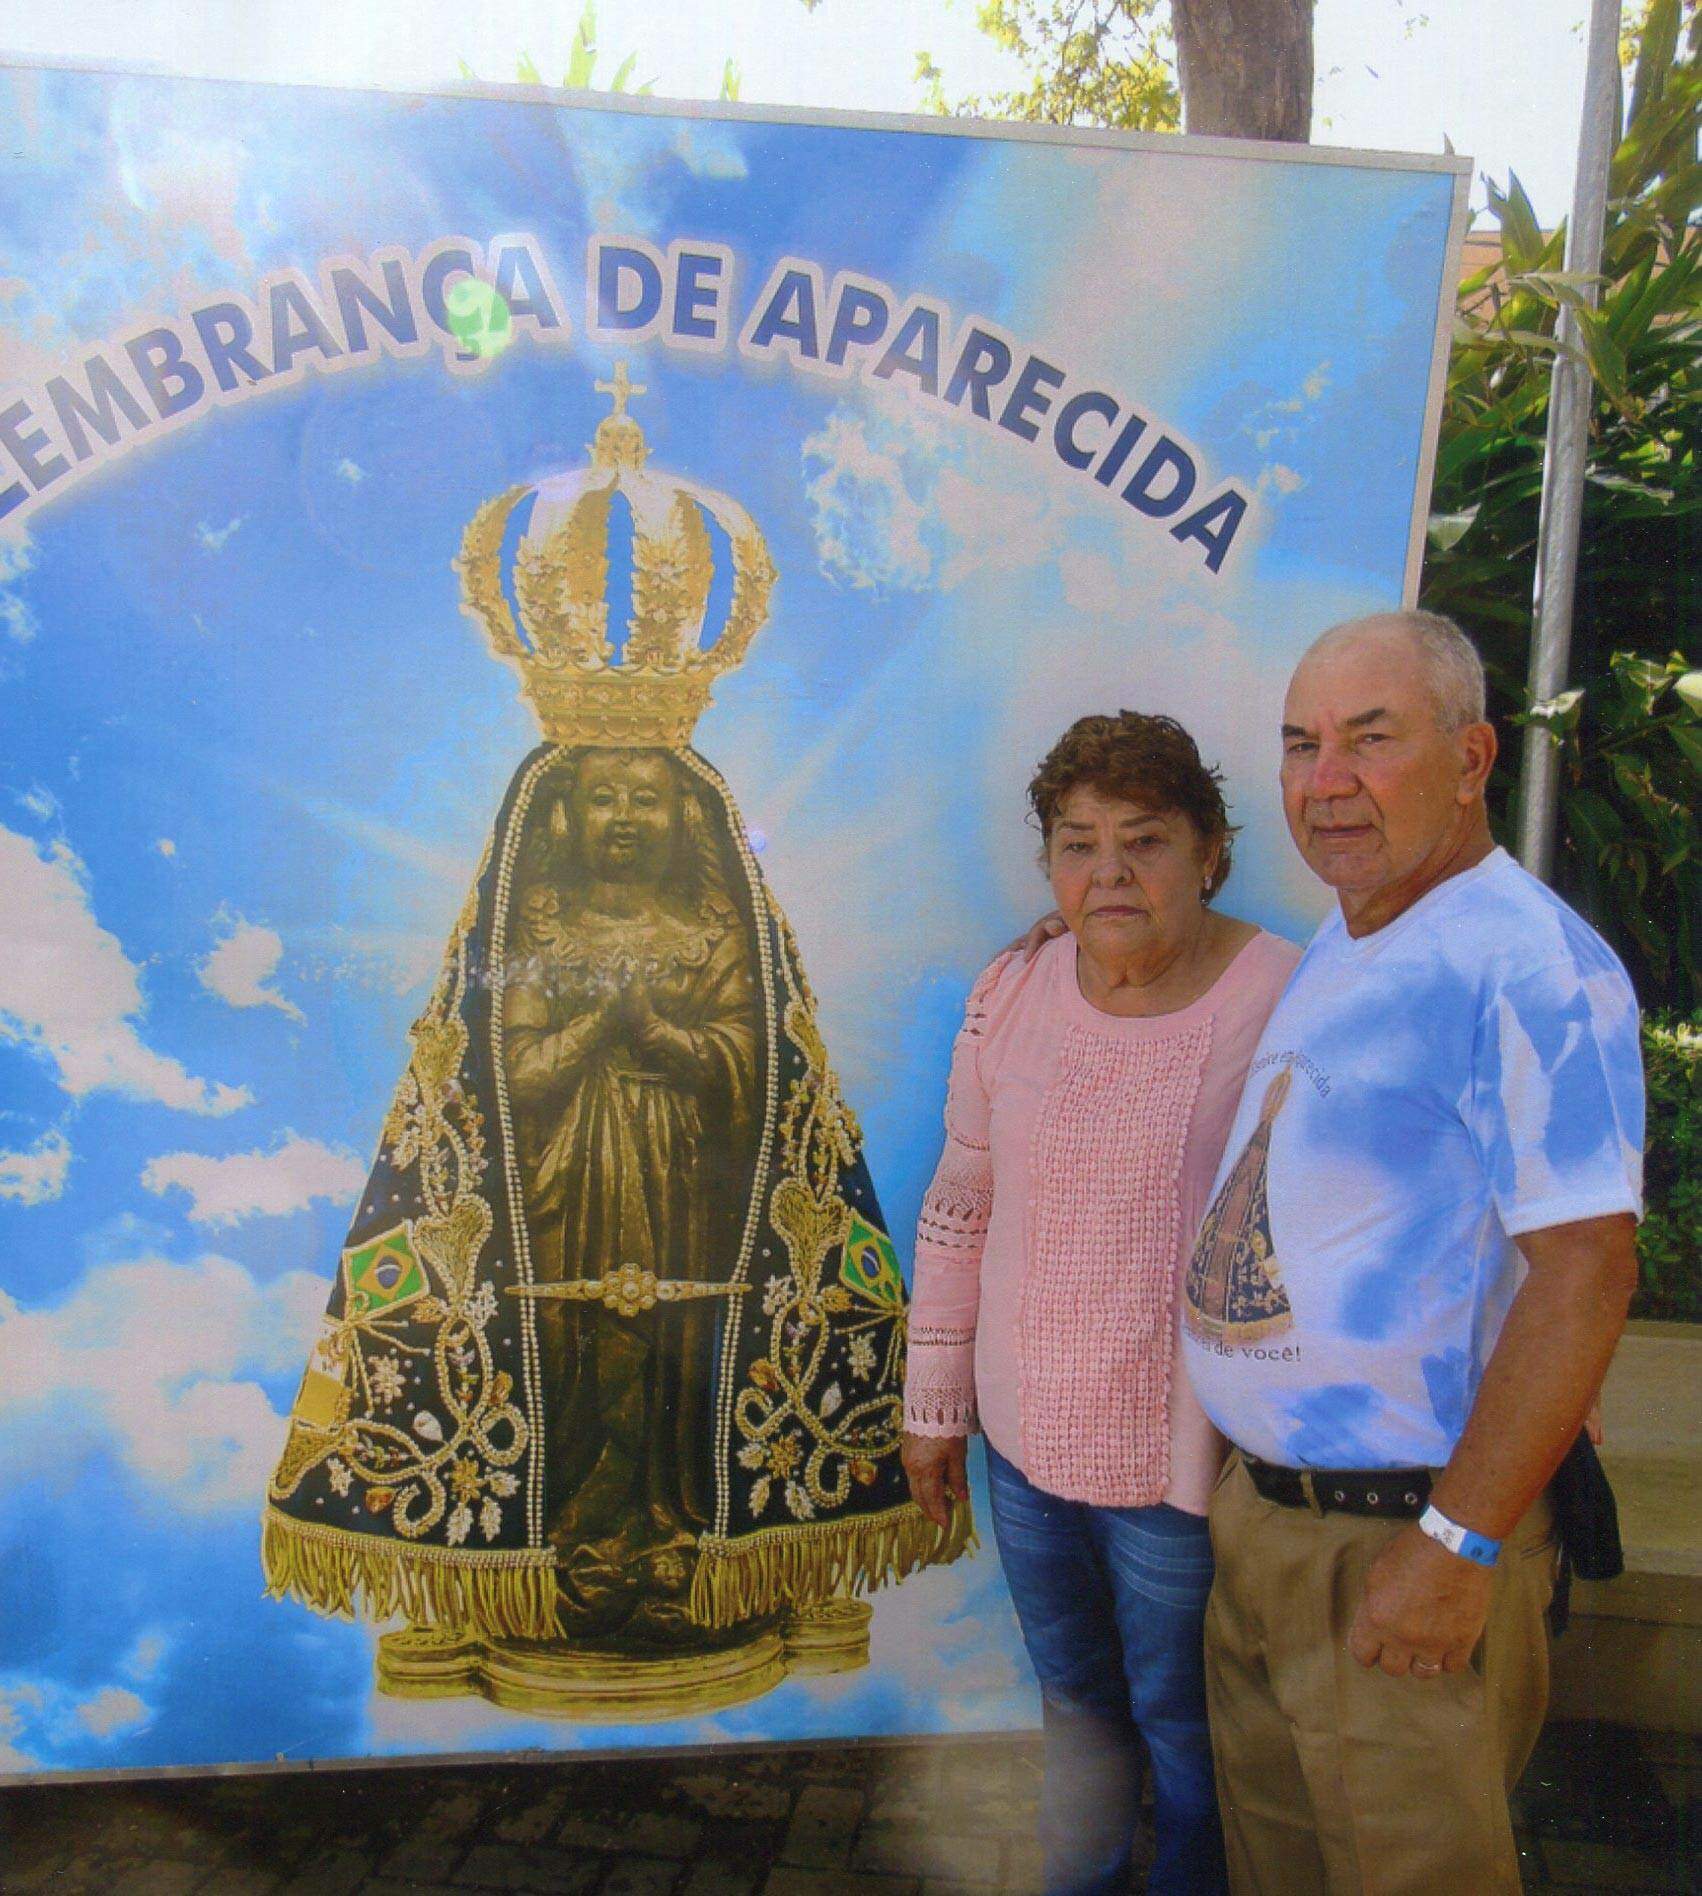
[1243, 1455, 1431, 1519]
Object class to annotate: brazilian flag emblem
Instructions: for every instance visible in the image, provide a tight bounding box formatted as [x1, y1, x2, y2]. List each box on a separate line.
[840, 1211, 904, 1309]
[342, 1224, 427, 1318]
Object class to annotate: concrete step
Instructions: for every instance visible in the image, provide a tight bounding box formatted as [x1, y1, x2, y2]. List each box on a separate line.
[1549, 1321, 1702, 1733]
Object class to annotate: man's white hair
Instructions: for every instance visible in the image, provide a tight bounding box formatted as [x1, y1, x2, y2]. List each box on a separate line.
[1303, 609, 1487, 731]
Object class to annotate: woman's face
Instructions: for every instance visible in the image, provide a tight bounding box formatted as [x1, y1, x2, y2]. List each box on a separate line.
[1046, 783, 1216, 963]
[570, 751, 679, 884]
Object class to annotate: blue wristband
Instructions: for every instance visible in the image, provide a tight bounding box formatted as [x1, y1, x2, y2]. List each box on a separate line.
[1418, 1503, 1501, 1567]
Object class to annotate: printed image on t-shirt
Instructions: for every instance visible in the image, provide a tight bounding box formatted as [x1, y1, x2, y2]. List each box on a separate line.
[1181, 850, 1645, 1471]
[1184, 1067, 1293, 1343]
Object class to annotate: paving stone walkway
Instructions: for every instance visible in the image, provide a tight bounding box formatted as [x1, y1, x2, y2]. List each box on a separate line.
[2, 1718, 1694, 1894]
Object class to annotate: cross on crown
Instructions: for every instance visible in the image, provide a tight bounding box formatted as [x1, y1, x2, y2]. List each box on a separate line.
[595, 361, 647, 417]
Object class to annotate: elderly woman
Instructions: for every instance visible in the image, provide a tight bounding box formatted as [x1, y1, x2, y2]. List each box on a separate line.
[903, 711, 1299, 1896]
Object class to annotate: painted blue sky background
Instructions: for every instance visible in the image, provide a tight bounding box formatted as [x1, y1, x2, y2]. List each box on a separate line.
[0, 64, 1458, 1776]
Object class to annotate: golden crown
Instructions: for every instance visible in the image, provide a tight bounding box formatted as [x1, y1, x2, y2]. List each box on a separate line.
[456, 364, 777, 748]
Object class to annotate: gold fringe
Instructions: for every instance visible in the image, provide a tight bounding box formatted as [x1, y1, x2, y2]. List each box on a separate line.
[261, 1508, 560, 1642]
[689, 1498, 977, 1629]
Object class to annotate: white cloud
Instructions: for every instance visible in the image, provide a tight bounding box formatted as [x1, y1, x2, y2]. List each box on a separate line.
[934, 463, 1062, 592]
[75, 1686, 150, 1739]
[121, 1631, 169, 1682]
[0, 594, 36, 643]
[799, 388, 1074, 602]
[0, 529, 36, 645]
[0, 1129, 71, 1205]
[0, 1250, 328, 1512]
[335, 457, 366, 484]
[195, 517, 243, 553]
[0, 532, 34, 587]
[119, 126, 253, 271]
[671, 123, 748, 180]
[141, 1133, 365, 1227]
[1058, 547, 1123, 618]
[198, 917, 304, 1022]
[801, 409, 933, 592]
[0, 1685, 41, 1772]
[854, 1542, 1032, 1728]
[16, 784, 57, 823]
[296, 923, 445, 997]
[1258, 462, 1306, 498]
[0, 1673, 159, 1771]
[0, 824, 251, 1114]
[155, 837, 177, 859]
[1245, 359, 1333, 447]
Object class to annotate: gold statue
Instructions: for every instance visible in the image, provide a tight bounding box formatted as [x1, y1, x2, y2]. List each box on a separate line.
[264, 366, 971, 1720]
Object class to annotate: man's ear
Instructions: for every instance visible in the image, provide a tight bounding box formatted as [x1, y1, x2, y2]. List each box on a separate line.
[1457, 719, 1498, 801]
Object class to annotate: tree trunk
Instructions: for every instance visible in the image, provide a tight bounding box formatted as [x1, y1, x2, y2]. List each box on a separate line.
[1172, 0, 1315, 143]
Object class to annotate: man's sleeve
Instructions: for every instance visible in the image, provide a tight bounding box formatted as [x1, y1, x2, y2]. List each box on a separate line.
[1466, 947, 1645, 1237]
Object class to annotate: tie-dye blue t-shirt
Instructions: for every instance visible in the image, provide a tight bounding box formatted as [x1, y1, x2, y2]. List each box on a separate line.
[1182, 848, 1643, 1471]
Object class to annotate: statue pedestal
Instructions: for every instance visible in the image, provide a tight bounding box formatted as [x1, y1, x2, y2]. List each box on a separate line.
[375, 1599, 872, 1721]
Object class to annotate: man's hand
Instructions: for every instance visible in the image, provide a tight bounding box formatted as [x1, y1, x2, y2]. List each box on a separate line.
[1005, 911, 1067, 961]
[902, 1432, 969, 1530]
[1347, 1522, 1493, 1678]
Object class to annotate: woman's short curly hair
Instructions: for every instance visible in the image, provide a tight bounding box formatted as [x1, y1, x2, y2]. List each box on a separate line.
[1028, 710, 1237, 899]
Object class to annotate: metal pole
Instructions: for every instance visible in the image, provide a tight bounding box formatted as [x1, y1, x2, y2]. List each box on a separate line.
[1517, 0, 1623, 880]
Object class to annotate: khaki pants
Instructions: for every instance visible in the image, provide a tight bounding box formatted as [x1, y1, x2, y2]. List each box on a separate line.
[1205, 1454, 1557, 1895]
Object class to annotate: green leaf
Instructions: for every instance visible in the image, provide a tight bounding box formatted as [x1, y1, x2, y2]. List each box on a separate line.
[1612, 652, 1674, 715]
[1629, 0, 1681, 128]
[1491, 172, 1548, 275]
[719, 58, 742, 102]
[1566, 787, 1627, 859]
[516, 51, 543, 84]
[566, 1, 598, 87]
[1579, 319, 1634, 408]
[1426, 507, 1479, 551]
[1525, 688, 1587, 733]
[609, 51, 638, 92]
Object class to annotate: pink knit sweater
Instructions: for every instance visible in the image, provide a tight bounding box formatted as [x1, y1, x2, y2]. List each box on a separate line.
[904, 929, 1300, 1512]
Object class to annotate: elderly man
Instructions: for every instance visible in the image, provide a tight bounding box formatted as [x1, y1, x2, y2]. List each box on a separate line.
[1180, 609, 1643, 1892]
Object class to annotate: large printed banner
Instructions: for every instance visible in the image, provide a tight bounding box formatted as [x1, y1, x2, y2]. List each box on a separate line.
[0, 63, 1466, 1778]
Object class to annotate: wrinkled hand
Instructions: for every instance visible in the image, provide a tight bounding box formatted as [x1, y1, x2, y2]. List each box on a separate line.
[1347, 1522, 1493, 1679]
[902, 1432, 969, 1531]
[1005, 910, 1067, 961]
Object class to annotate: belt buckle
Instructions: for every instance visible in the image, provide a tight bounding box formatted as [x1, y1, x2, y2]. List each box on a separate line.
[1298, 1469, 1324, 1517]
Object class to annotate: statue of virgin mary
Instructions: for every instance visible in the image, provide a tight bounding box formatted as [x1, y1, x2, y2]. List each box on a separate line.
[262, 369, 970, 1718]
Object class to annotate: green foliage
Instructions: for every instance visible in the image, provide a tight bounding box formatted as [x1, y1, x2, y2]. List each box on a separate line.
[472, 2, 742, 101]
[1419, 0, 1702, 1010]
[1633, 1011, 1702, 1319]
[917, 0, 1179, 129]
[465, 4, 656, 96]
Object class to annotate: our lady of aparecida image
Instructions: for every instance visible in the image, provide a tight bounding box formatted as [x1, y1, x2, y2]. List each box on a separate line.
[262, 367, 971, 1720]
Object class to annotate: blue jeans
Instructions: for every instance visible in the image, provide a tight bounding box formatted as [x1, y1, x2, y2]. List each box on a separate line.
[986, 1442, 1226, 1896]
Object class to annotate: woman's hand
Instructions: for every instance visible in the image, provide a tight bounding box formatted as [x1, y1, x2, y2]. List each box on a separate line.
[1006, 911, 1067, 960]
[902, 1431, 970, 1530]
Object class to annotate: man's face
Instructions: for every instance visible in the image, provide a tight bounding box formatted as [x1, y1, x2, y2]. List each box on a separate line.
[1279, 630, 1483, 899]
[571, 751, 679, 884]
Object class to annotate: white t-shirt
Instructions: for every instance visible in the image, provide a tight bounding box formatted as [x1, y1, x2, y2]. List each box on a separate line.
[1182, 849, 1644, 1471]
